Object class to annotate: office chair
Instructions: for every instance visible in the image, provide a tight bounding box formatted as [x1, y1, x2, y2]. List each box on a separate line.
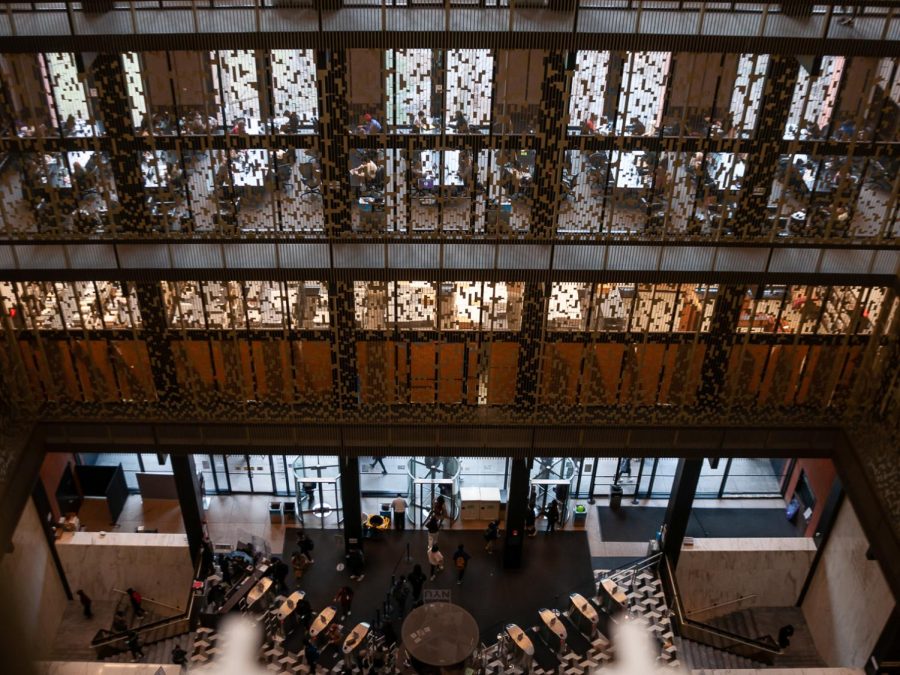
[362, 165, 386, 197]
[297, 162, 322, 199]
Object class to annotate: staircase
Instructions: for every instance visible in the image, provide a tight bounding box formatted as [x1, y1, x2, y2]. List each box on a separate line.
[102, 632, 194, 664]
[675, 636, 765, 670]
[709, 607, 824, 668]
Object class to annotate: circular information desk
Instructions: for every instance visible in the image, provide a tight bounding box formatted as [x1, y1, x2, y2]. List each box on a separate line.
[401, 603, 479, 672]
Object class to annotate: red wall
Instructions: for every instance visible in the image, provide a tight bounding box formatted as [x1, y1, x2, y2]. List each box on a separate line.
[783, 458, 837, 537]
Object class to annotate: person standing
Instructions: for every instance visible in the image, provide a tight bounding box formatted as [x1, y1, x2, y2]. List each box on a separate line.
[297, 529, 315, 564]
[302, 482, 316, 510]
[483, 521, 500, 553]
[334, 585, 354, 620]
[76, 590, 93, 619]
[269, 556, 289, 594]
[546, 500, 559, 534]
[126, 632, 144, 661]
[347, 545, 366, 582]
[391, 493, 408, 531]
[126, 588, 146, 618]
[408, 564, 427, 605]
[453, 544, 470, 585]
[291, 550, 310, 582]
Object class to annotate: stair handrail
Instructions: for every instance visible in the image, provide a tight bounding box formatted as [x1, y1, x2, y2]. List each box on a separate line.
[91, 556, 203, 652]
[685, 594, 758, 618]
[600, 552, 662, 580]
[111, 588, 183, 614]
[657, 554, 782, 664]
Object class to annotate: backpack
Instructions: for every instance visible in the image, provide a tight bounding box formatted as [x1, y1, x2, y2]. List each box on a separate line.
[484, 526, 497, 540]
[455, 555, 467, 570]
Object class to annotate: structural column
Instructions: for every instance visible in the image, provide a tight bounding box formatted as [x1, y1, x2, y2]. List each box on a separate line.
[662, 458, 702, 568]
[503, 457, 533, 569]
[733, 55, 799, 238]
[172, 454, 205, 564]
[87, 53, 149, 231]
[531, 50, 572, 238]
[132, 283, 180, 404]
[514, 282, 547, 412]
[316, 49, 353, 236]
[696, 285, 745, 409]
[339, 456, 363, 555]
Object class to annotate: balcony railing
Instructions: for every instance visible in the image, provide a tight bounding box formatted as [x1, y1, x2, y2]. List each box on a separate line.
[1, 2, 897, 41]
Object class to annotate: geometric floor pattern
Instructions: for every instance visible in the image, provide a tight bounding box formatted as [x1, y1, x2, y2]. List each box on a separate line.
[189, 558, 681, 673]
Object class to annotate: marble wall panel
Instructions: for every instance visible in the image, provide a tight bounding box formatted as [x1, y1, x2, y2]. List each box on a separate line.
[37, 664, 181, 674]
[801, 501, 895, 667]
[0, 500, 69, 659]
[676, 537, 816, 619]
[56, 532, 193, 612]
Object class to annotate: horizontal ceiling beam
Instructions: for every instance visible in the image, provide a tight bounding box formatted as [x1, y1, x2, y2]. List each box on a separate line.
[2, 241, 897, 285]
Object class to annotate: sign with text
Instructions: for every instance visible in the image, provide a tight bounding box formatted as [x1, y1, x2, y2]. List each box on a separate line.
[423, 589, 451, 603]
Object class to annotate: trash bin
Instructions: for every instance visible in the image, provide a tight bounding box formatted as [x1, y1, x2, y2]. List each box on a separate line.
[573, 504, 587, 526]
[282, 501, 297, 523]
[269, 501, 283, 523]
[609, 485, 623, 509]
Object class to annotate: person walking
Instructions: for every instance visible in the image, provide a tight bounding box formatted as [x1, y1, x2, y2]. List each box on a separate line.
[370, 455, 388, 474]
[171, 643, 188, 666]
[297, 529, 315, 564]
[546, 500, 559, 534]
[408, 564, 427, 605]
[76, 590, 93, 619]
[618, 457, 633, 481]
[126, 632, 144, 661]
[304, 640, 320, 671]
[391, 575, 410, 618]
[428, 545, 444, 580]
[524, 505, 537, 537]
[334, 585, 354, 620]
[269, 556, 289, 594]
[126, 588, 146, 618]
[452, 544, 470, 585]
[432, 495, 448, 526]
[302, 482, 316, 510]
[291, 550, 310, 582]
[391, 493, 408, 531]
[112, 610, 128, 633]
[425, 513, 441, 550]
[483, 521, 500, 553]
[347, 545, 366, 582]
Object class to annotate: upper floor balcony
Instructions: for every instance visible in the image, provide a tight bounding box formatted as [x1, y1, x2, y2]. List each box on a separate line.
[1, 1, 898, 47]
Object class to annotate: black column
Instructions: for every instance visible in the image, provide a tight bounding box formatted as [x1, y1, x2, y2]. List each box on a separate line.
[172, 454, 205, 564]
[515, 282, 547, 412]
[531, 50, 571, 238]
[316, 49, 353, 236]
[87, 53, 148, 232]
[662, 458, 701, 568]
[132, 282, 179, 405]
[329, 280, 359, 412]
[732, 55, 799, 238]
[867, 606, 900, 675]
[503, 457, 533, 569]
[339, 456, 363, 555]
[696, 285, 745, 410]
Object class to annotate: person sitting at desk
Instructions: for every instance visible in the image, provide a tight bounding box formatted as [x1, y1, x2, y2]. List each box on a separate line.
[458, 151, 474, 188]
[451, 110, 471, 134]
[230, 119, 247, 136]
[71, 162, 95, 192]
[183, 111, 206, 135]
[581, 112, 599, 135]
[64, 114, 77, 135]
[413, 109, 433, 132]
[357, 113, 382, 135]
[836, 118, 856, 141]
[350, 157, 378, 184]
[627, 116, 647, 136]
[280, 110, 300, 133]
